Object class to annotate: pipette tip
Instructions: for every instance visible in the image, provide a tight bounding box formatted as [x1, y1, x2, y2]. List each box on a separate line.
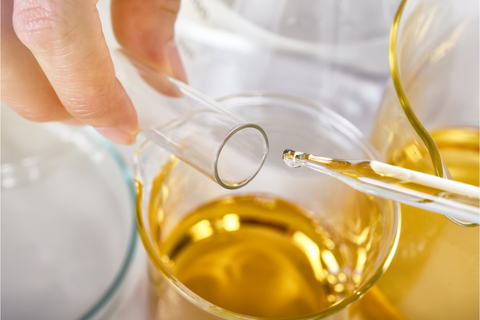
[282, 149, 308, 168]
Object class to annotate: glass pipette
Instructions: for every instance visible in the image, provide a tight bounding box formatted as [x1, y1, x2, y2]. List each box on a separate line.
[282, 149, 479, 224]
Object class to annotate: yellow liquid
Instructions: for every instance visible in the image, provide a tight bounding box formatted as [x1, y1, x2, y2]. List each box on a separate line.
[158, 194, 356, 318]
[373, 127, 479, 319]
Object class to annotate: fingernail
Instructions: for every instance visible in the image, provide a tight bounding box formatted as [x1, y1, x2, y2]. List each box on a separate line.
[95, 127, 136, 145]
[167, 41, 188, 83]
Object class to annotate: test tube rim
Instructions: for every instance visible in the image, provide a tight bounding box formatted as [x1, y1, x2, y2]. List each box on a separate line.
[213, 121, 269, 189]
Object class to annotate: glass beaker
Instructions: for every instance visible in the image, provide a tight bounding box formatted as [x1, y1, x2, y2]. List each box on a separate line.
[369, 0, 479, 318]
[135, 93, 399, 319]
[175, 0, 400, 134]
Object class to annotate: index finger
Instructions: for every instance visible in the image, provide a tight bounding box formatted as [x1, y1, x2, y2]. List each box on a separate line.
[12, 0, 138, 144]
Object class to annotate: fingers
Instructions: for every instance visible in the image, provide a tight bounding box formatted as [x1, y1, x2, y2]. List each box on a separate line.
[167, 41, 187, 83]
[4, 0, 183, 145]
[12, 0, 138, 144]
[1, 0, 72, 122]
[111, 0, 187, 82]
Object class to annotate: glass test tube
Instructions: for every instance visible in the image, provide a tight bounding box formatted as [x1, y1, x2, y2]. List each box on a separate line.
[112, 50, 269, 189]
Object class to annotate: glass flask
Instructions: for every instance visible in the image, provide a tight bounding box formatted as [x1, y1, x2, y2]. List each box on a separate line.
[134, 93, 400, 319]
[175, 0, 400, 134]
[368, 0, 479, 318]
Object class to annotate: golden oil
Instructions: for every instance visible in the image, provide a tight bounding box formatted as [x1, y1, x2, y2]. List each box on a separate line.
[155, 194, 358, 318]
[374, 127, 479, 320]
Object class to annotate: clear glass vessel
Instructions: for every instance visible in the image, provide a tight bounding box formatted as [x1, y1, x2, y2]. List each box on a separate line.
[369, 0, 479, 318]
[175, 0, 400, 134]
[112, 50, 269, 189]
[2, 104, 138, 320]
[135, 93, 400, 319]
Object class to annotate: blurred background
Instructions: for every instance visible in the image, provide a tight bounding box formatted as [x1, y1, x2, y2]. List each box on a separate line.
[173, 0, 400, 135]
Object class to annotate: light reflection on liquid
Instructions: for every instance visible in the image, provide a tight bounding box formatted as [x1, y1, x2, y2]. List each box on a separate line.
[150, 193, 384, 318]
[190, 220, 213, 241]
[292, 231, 324, 281]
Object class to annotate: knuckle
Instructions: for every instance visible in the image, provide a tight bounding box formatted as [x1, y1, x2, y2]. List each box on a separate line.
[15, 106, 59, 122]
[64, 91, 114, 122]
[67, 103, 109, 122]
[12, 1, 70, 50]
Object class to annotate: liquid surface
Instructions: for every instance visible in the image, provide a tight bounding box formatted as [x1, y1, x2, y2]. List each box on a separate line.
[375, 127, 479, 320]
[158, 194, 355, 318]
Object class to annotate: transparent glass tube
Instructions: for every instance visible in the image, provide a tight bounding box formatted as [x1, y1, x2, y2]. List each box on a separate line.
[283, 149, 480, 224]
[112, 50, 269, 189]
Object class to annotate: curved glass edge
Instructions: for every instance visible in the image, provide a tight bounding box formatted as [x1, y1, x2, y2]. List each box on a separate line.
[170, 77, 270, 190]
[217, 92, 381, 158]
[133, 92, 401, 320]
[390, 0, 478, 227]
[213, 123, 269, 190]
[389, 0, 446, 178]
[78, 127, 138, 320]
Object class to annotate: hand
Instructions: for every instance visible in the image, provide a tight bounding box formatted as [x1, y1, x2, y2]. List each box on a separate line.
[1, 0, 186, 145]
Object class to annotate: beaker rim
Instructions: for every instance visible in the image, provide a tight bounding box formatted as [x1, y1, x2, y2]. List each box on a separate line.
[134, 92, 401, 320]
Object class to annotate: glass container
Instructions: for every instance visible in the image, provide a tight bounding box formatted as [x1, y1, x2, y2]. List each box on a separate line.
[175, 0, 401, 134]
[135, 93, 400, 319]
[112, 50, 269, 189]
[2, 104, 138, 319]
[369, 0, 479, 318]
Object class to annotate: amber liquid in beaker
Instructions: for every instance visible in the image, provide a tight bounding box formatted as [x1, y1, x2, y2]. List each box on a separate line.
[375, 127, 479, 319]
[156, 194, 360, 318]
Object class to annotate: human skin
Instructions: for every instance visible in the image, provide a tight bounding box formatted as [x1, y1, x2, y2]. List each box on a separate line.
[1, 0, 186, 144]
